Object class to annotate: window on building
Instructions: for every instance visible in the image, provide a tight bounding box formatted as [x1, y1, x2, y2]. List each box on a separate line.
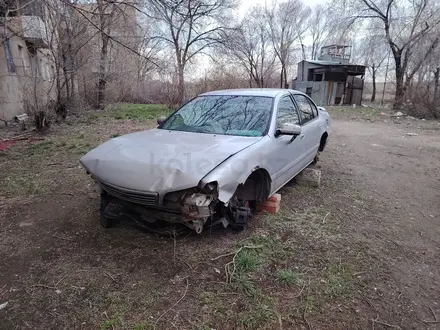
[3, 39, 16, 73]
[293, 94, 315, 124]
[307, 69, 313, 81]
[314, 73, 323, 81]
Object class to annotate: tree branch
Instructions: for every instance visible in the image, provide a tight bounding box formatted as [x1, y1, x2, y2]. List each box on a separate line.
[62, 0, 160, 68]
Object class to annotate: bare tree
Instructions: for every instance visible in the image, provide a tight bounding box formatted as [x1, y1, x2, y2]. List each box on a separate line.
[43, 0, 95, 109]
[435, 67, 440, 103]
[147, 0, 237, 105]
[133, 23, 161, 102]
[62, 0, 122, 108]
[357, 26, 389, 102]
[95, 0, 112, 108]
[267, 0, 310, 88]
[64, 0, 160, 107]
[404, 28, 440, 117]
[350, 0, 440, 109]
[223, 5, 276, 88]
[308, 4, 336, 60]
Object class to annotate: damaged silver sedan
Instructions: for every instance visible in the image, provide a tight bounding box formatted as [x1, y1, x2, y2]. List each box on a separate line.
[80, 89, 331, 233]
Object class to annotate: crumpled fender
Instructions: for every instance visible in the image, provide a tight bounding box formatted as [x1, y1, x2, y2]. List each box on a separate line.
[199, 142, 270, 204]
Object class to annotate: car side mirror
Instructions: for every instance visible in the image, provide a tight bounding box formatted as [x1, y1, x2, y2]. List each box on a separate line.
[157, 116, 167, 126]
[276, 123, 302, 136]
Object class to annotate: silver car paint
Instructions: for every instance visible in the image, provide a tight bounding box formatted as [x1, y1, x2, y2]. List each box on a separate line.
[81, 89, 331, 205]
[80, 128, 262, 203]
[200, 90, 331, 202]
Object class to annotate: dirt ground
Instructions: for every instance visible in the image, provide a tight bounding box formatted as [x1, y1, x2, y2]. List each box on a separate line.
[0, 108, 439, 330]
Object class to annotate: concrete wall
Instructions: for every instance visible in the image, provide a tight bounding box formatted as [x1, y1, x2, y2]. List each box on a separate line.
[1, 34, 25, 120]
[20, 16, 48, 47]
[295, 80, 339, 106]
[0, 30, 56, 121]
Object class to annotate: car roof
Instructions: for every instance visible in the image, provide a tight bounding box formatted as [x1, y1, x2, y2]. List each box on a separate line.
[200, 88, 305, 98]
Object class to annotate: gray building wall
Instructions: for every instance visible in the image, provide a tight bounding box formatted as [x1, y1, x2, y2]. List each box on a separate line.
[293, 60, 364, 106]
[1, 15, 56, 121]
[295, 81, 338, 106]
[296, 61, 322, 83]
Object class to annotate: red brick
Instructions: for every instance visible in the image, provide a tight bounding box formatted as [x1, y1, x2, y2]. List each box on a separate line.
[258, 200, 279, 208]
[257, 203, 280, 214]
[257, 194, 281, 214]
[268, 193, 281, 203]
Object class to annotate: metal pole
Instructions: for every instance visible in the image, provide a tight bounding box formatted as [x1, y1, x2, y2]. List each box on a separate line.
[381, 51, 391, 105]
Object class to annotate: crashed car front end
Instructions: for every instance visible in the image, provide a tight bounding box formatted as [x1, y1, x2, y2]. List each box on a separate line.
[94, 178, 251, 234]
[79, 130, 263, 234]
[80, 92, 277, 234]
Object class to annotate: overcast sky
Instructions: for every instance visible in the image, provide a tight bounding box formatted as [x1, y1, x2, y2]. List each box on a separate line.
[191, 0, 331, 78]
[239, 0, 327, 16]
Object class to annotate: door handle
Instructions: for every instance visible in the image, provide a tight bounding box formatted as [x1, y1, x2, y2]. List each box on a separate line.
[300, 134, 305, 140]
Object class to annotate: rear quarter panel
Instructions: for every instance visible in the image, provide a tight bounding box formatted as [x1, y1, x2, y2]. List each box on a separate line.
[318, 106, 331, 135]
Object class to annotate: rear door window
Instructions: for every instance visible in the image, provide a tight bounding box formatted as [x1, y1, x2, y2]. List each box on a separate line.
[293, 94, 315, 124]
[276, 95, 300, 127]
[308, 98, 319, 117]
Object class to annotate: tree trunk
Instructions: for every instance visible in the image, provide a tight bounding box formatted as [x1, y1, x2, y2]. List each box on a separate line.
[97, 33, 109, 109]
[280, 66, 284, 89]
[55, 62, 62, 105]
[68, 41, 75, 102]
[392, 49, 406, 110]
[371, 64, 376, 103]
[280, 65, 288, 89]
[253, 73, 261, 88]
[64, 67, 70, 99]
[394, 66, 405, 109]
[434, 67, 440, 102]
[177, 64, 185, 105]
[70, 72, 75, 101]
[96, 0, 110, 109]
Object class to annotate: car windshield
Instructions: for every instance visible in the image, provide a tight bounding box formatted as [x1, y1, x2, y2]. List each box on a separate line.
[160, 95, 273, 137]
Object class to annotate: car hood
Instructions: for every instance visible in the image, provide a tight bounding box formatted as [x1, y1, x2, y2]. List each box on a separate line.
[80, 129, 261, 196]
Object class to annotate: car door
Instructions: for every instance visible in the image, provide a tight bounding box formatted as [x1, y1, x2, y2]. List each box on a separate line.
[268, 94, 307, 192]
[292, 93, 321, 165]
